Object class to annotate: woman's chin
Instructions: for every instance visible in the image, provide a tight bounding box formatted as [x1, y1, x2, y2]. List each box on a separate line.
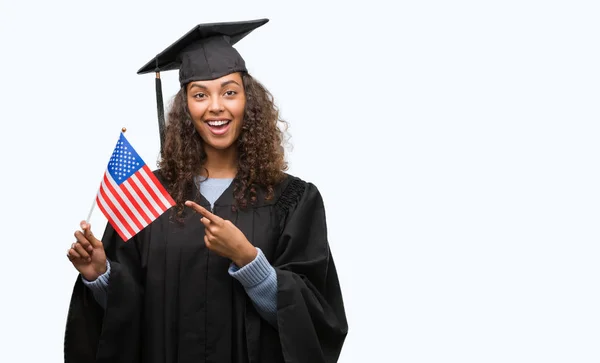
[204, 139, 236, 151]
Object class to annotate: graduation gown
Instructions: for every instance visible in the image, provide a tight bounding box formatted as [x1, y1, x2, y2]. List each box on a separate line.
[63, 173, 348, 363]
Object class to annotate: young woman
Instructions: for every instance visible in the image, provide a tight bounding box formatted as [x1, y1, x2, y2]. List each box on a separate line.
[64, 19, 348, 363]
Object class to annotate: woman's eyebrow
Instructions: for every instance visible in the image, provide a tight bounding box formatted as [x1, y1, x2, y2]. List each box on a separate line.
[221, 80, 241, 88]
[189, 83, 208, 90]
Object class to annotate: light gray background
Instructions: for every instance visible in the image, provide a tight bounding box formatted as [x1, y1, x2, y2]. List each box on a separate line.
[1, 0, 599, 362]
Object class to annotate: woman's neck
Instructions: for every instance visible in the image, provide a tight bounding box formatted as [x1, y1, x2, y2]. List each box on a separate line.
[201, 145, 237, 179]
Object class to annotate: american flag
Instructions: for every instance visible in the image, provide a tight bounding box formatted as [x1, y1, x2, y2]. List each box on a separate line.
[96, 132, 175, 241]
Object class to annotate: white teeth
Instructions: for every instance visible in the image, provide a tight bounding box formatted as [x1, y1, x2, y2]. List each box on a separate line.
[207, 120, 230, 126]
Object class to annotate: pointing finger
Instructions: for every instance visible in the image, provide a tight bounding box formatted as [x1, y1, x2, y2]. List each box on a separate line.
[185, 201, 222, 224]
[184, 200, 210, 216]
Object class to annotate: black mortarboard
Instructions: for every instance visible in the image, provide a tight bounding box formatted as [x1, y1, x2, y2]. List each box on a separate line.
[137, 18, 269, 152]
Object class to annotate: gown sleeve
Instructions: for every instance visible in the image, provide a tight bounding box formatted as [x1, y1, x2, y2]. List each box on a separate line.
[272, 179, 349, 363]
[64, 222, 144, 363]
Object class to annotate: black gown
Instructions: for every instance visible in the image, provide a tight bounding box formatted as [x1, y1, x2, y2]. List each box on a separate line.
[63, 173, 348, 363]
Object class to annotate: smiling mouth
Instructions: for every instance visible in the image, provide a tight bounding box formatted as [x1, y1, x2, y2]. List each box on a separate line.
[205, 119, 231, 135]
[206, 119, 231, 127]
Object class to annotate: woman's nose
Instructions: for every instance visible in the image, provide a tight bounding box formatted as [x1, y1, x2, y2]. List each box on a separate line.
[209, 97, 224, 113]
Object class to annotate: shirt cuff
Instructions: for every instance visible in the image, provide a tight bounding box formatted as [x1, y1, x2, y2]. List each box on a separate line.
[228, 248, 273, 288]
[81, 259, 111, 288]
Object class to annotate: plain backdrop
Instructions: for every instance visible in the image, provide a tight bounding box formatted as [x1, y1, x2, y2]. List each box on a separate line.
[1, 0, 599, 362]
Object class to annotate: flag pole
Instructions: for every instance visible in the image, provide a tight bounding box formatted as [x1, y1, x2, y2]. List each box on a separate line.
[86, 127, 127, 224]
[86, 199, 96, 224]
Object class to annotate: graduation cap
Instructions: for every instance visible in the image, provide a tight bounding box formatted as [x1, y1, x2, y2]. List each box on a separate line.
[137, 18, 269, 153]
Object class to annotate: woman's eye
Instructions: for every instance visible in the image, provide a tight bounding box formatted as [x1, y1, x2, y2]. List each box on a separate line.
[193, 93, 206, 99]
[225, 90, 237, 96]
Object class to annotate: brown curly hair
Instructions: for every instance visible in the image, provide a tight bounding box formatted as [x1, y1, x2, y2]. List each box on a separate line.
[157, 71, 289, 217]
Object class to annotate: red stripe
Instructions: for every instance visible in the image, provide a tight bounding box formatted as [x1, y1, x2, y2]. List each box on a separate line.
[119, 180, 152, 225]
[103, 175, 144, 231]
[135, 169, 166, 212]
[99, 184, 136, 238]
[142, 165, 176, 206]
[127, 178, 160, 219]
[96, 194, 129, 241]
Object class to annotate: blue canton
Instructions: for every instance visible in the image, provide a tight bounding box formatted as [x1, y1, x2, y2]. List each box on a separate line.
[108, 133, 144, 184]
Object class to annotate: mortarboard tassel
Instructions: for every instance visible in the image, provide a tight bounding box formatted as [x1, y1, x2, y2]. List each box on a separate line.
[155, 71, 166, 155]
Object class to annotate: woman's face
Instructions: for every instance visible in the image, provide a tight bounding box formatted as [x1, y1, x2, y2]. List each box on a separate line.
[186, 72, 246, 151]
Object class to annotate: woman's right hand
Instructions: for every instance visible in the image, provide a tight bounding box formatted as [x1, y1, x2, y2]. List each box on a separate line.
[67, 221, 107, 282]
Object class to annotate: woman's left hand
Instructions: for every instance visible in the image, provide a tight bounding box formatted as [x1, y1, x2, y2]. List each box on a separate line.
[185, 201, 257, 267]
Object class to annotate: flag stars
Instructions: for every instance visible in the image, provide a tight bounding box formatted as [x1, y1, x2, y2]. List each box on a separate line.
[108, 137, 146, 183]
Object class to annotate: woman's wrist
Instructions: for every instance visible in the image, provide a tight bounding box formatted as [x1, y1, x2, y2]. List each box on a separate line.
[82, 260, 108, 282]
[233, 244, 258, 267]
